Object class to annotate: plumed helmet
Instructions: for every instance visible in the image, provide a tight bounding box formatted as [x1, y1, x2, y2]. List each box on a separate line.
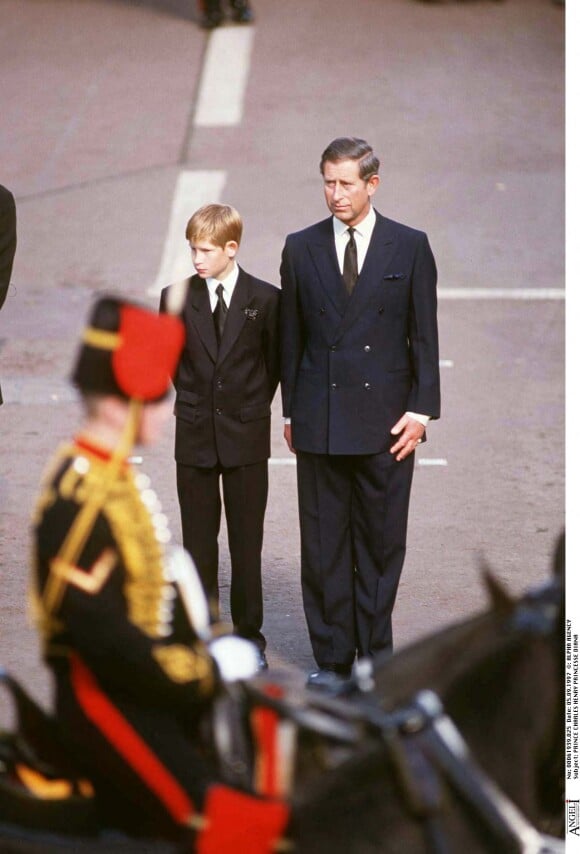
[71, 296, 184, 401]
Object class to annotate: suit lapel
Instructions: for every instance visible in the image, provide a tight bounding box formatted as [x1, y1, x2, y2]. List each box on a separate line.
[308, 219, 350, 317]
[189, 276, 218, 362]
[216, 268, 251, 365]
[334, 214, 397, 342]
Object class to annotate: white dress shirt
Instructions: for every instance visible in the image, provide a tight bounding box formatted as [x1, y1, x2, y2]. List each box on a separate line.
[206, 263, 239, 310]
[333, 207, 376, 274]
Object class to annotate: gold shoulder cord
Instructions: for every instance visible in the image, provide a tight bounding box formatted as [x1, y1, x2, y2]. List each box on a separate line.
[42, 399, 143, 617]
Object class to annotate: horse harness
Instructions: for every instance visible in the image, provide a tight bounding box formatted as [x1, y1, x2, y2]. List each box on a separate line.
[234, 679, 561, 854]
[228, 579, 564, 853]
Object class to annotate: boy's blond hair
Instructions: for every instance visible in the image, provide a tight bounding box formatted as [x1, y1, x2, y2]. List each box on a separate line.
[185, 204, 243, 248]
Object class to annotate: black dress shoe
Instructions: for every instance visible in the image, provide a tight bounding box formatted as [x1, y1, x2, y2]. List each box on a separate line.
[200, 11, 224, 29]
[306, 666, 351, 690]
[257, 650, 268, 671]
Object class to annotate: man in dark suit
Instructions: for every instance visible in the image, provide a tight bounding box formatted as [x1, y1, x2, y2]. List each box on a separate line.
[160, 204, 280, 669]
[0, 184, 17, 406]
[280, 137, 440, 685]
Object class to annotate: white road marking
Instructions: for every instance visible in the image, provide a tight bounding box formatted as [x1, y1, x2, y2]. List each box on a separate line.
[1, 378, 78, 405]
[149, 170, 227, 296]
[440, 359, 454, 368]
[438, 288, 564, 300]
[194, 27, 255, 127]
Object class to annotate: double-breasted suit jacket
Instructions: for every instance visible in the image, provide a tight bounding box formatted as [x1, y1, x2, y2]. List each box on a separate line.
[280, 211, 440, 453]
[162, 268, 280, 469]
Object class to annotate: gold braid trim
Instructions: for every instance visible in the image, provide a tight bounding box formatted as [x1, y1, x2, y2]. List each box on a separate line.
[49, 549, 116, 595]
[42, 401, 142, 618]
[105, 474, 166, 637]
[82, 328, 121, 350]
[152, 644, 213, 693]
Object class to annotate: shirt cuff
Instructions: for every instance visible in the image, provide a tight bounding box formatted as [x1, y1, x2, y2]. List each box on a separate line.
[406, 412, 430, 427]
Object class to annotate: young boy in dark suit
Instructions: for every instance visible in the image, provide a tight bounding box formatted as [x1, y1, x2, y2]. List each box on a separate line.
[160, 204, 280, 670]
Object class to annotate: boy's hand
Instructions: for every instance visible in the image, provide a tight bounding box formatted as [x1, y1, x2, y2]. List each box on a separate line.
[283, 424, 295, 454]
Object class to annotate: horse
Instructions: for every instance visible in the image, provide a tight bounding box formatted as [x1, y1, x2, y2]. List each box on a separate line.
[0, 538, 564, 852]
[373, 539, 565, 837]
[282, 537, 564, 852]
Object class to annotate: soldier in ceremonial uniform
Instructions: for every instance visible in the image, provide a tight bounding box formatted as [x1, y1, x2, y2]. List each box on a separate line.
[30, 295, 288, 850]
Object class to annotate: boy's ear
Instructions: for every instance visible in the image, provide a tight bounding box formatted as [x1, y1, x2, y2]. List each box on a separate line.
[225, 240, 239, 258]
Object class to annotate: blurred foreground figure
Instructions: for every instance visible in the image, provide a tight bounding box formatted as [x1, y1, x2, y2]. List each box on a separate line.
[198, 0, 253, 29]
[30, 295, 288, 850]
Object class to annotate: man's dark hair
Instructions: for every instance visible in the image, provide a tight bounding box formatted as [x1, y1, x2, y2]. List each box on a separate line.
[319, 137, 380, 181]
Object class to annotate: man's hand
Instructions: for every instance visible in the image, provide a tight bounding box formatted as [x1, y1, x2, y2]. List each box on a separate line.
[390, 414, 425, 462]
[284, 423, 295, 454]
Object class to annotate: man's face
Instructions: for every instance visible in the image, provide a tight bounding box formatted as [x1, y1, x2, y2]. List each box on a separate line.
[190, 239, 237, 280]
[322, 159, 379, 227]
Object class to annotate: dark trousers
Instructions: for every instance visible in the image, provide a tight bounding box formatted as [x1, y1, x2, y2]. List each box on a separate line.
[177, 460, 268, 650]
[296, 449, 415, 669]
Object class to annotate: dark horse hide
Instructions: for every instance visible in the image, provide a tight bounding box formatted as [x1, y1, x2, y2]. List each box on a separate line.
[372, 533, 565, 840]
[285, 535, 564, 853]
[0, 536, 565, 853]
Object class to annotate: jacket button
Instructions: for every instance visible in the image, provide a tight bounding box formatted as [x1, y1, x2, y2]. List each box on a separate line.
[378, 307, 384, 314]
[364, 345, 371, 352]
[330, 345, 337, 351]
[216, 380, 223, 389]
[216, 408, 222, 415]
[331, 383, 337, 390]
[364, 382, 371, 390]
[320, 308, 326, 315]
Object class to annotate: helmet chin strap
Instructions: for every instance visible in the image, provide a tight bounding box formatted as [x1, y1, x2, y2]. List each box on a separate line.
[115, 397, 142, 462]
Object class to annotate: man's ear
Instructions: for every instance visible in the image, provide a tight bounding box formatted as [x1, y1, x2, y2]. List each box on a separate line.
[367, 174, 380, 197]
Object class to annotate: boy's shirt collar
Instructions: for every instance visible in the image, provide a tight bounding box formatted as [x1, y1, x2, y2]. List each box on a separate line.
[206, 263, 239, 306]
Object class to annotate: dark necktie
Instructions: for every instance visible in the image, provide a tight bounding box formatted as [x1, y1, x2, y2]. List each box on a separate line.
[343, 227, 358, 295]
[213, 283, 228, 344]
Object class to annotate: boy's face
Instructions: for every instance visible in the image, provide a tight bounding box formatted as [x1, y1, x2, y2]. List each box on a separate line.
[189, 238, 237, 281]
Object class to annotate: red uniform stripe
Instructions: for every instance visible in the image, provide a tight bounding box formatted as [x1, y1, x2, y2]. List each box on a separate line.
[70, 654, 195, 824]
[251, 684, 285, 798]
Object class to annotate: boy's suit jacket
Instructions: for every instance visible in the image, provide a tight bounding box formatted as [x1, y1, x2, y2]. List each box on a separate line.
[161, 268, 280, 469]
[280, 211, 440, 455]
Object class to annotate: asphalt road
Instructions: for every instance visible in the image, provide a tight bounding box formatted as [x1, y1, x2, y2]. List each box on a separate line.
[0, 0, 564, 711]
